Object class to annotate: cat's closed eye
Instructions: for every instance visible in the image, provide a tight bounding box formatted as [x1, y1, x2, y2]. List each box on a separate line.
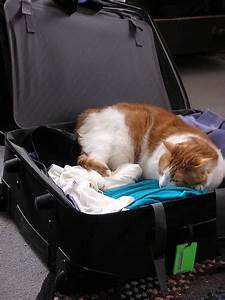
[172, 170, 208, 187]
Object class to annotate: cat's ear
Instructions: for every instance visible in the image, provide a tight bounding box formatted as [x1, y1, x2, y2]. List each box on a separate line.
[162, 140, 175, 153]
[196, 157, 216, 172]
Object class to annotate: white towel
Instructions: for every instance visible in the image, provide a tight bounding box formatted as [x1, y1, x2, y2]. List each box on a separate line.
[48, 163, 142, 214]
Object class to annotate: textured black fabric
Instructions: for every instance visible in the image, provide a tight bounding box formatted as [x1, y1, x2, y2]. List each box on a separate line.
[4, 0, 170, 128]
[32, 126, 80, 168]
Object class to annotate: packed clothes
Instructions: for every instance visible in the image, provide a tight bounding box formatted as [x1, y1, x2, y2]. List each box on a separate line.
[180, 110, 225, 156]
[48, 163, 142, 214]
[104, 179, 207, 210]
[49, 163, 207, 214]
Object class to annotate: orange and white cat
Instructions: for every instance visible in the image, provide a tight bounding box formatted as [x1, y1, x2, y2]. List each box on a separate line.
[76, 103, 225, 190]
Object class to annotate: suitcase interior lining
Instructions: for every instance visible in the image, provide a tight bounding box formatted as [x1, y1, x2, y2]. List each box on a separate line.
[4, 0, 173, 129]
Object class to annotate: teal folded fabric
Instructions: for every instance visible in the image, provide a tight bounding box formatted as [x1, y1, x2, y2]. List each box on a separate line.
[104, 179, 207, 210]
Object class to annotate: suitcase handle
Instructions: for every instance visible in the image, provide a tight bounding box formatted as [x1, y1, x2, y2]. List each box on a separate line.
[35, 193, 55, 211]
[4, 157, 21, 173]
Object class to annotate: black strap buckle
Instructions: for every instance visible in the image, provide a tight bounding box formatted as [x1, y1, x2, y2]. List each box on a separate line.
[21, 0, 35, 33]
[129, 17, 144, 47]
[151, 202, 168, 295]
[21, 0, 32, 15]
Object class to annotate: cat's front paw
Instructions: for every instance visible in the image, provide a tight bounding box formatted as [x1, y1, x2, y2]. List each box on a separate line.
[96, 165, 111, 177]
[77, 154, 110, 177]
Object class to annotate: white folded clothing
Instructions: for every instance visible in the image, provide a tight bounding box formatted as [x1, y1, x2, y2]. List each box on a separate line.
[48, 163, 142, 214]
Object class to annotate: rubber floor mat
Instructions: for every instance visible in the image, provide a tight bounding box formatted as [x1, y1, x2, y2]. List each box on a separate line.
[37, 258, 225, 300]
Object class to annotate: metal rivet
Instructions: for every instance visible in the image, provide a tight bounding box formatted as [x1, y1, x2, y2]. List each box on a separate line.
[16, 180, 20, 188]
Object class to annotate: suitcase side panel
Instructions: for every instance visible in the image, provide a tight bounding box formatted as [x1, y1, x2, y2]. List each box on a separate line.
[3, 128, 220, 281]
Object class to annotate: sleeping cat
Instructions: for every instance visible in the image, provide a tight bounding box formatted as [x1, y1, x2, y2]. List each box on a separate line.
[75, 103, 225, 190]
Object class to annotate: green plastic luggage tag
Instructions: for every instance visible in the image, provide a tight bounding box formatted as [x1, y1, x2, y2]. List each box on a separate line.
[173, 242, 197, 275]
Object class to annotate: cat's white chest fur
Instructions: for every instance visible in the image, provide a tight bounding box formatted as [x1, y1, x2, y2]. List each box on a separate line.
[78, 107, 134, 170]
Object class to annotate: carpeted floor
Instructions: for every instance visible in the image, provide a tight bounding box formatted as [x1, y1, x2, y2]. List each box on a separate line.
[0, 55, 225, 300]
[0, 212, 48, 300]
[176, 54, 225, 117]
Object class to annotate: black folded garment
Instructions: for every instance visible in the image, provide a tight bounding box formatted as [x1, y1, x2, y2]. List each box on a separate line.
[32, 126, 80, 169]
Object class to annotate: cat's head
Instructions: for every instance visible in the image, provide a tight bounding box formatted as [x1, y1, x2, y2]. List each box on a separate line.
[158, 138, 221, 190]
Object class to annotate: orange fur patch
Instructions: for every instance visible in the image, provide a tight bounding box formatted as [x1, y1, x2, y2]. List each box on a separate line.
[76, 103, 213, 156]
[114, 103, 212, 156]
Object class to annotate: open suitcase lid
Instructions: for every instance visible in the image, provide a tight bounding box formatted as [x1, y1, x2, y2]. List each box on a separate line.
[4, 0, 189, 128]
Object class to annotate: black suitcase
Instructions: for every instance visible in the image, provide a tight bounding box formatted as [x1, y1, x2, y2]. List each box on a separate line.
[1, 0, 225, 296]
